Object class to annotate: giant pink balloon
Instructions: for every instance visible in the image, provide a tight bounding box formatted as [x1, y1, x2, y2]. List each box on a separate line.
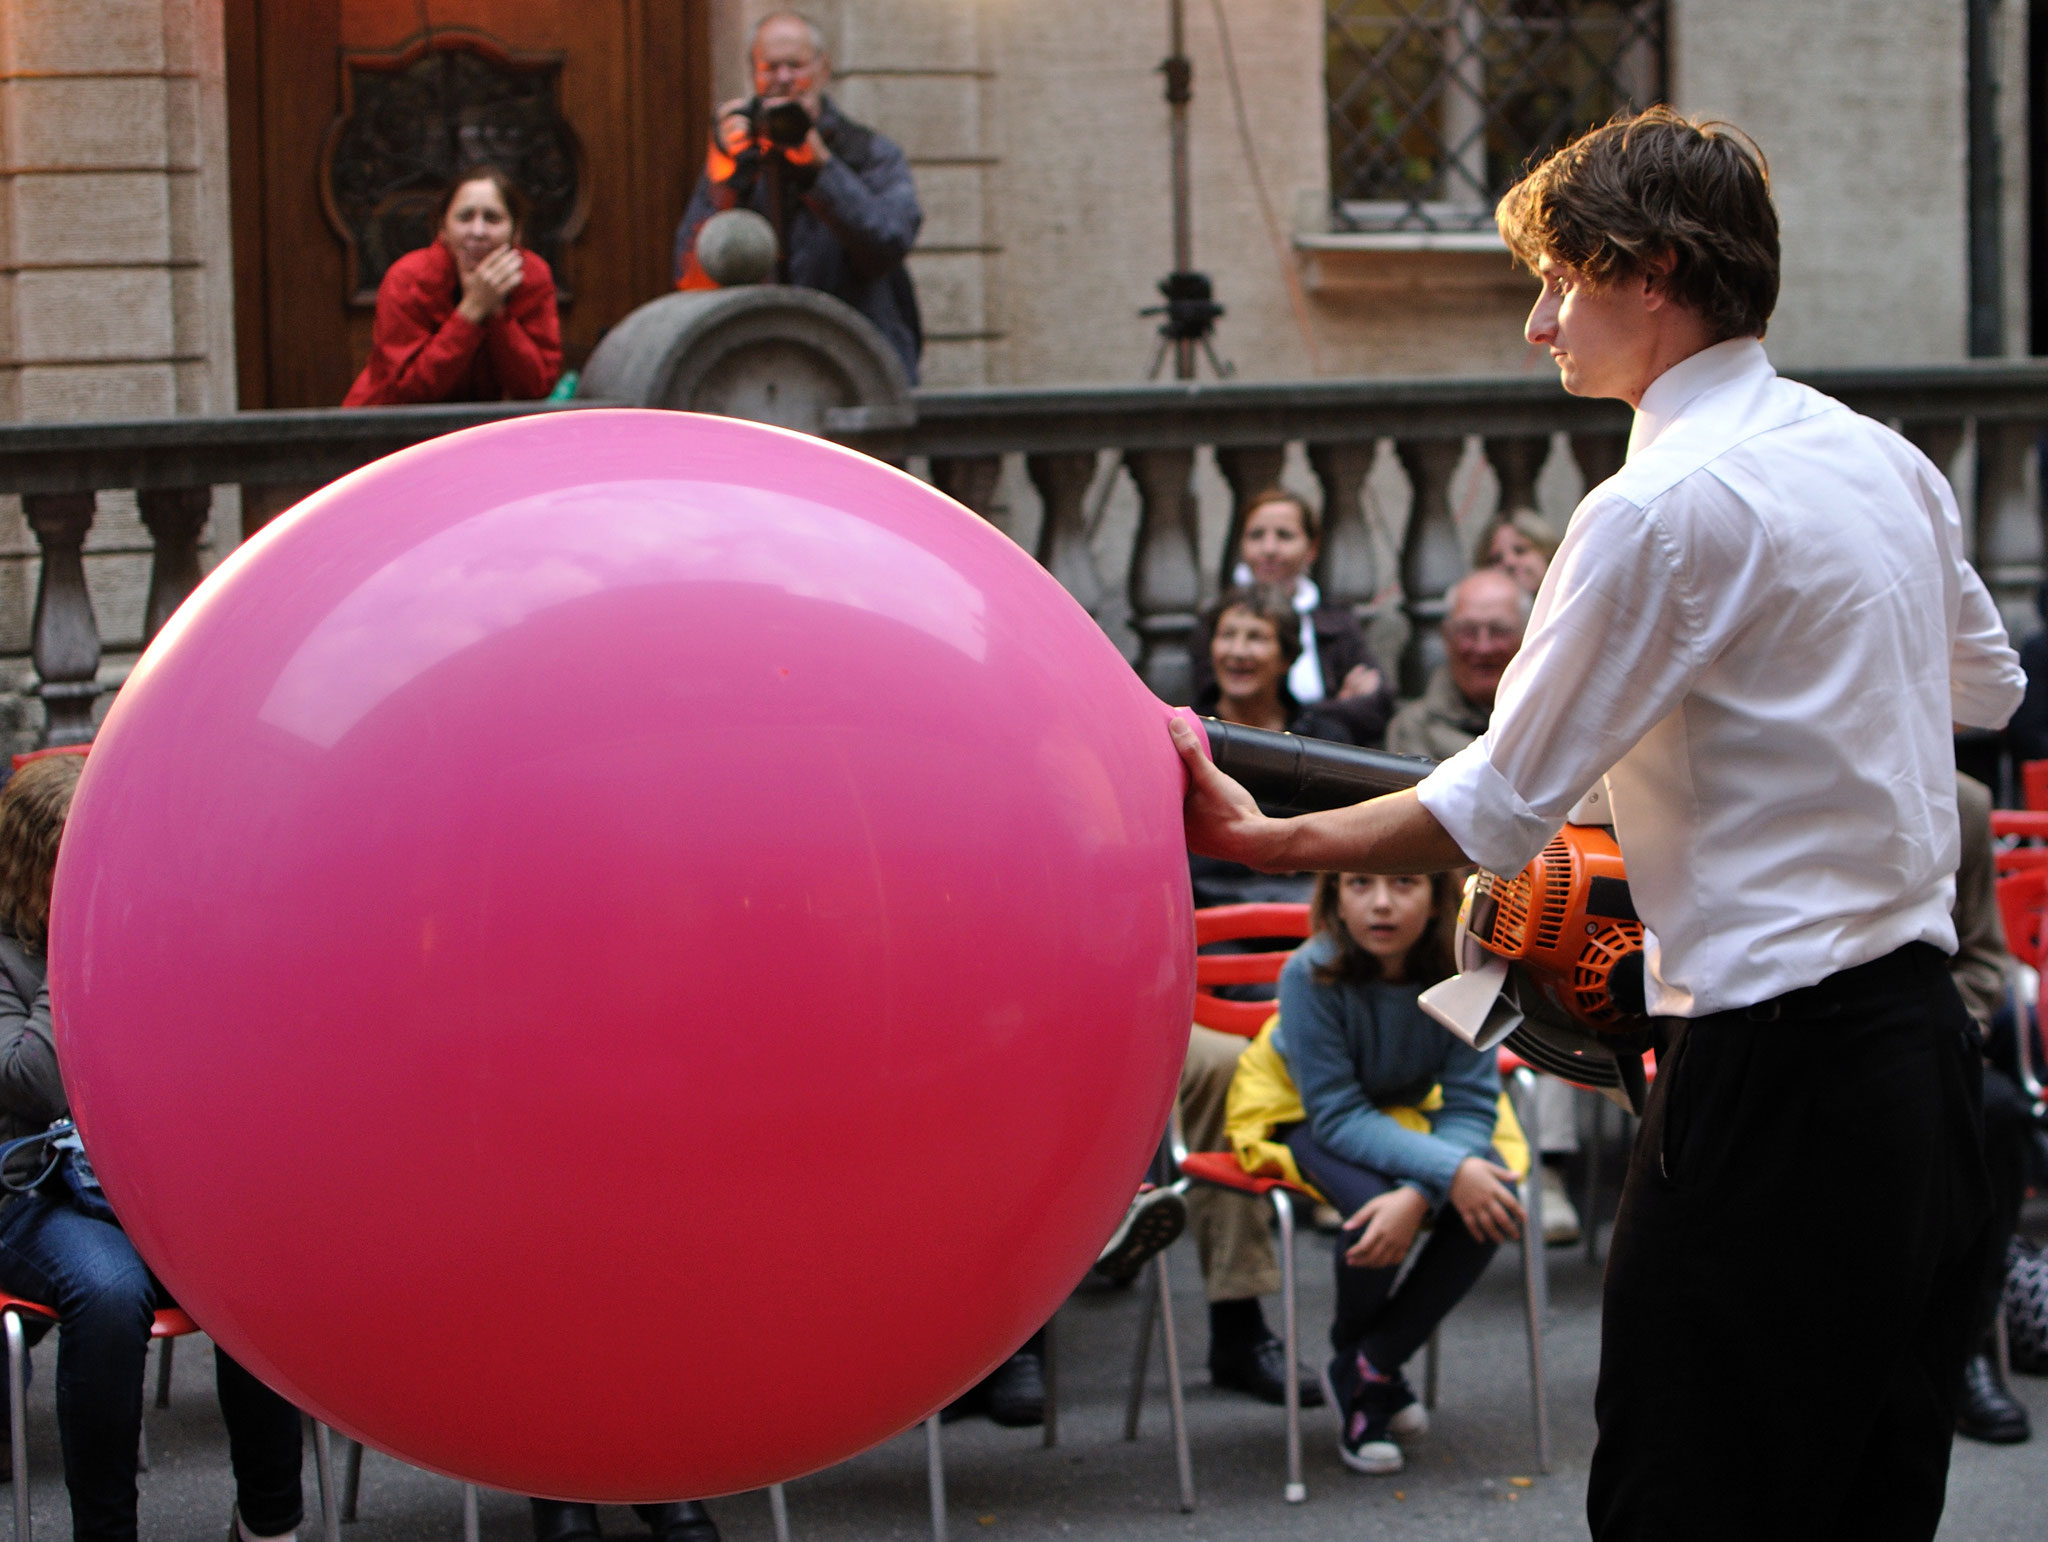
[49, 410, 1192, 1500]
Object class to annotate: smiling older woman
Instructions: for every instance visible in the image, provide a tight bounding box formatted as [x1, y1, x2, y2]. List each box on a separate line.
[342, 165, 562, 407]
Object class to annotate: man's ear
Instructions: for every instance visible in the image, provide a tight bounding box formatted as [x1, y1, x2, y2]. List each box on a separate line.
[1638, 250, 1678, 312]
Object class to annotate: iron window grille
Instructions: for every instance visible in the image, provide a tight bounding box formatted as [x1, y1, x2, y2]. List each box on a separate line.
[1326, 1, 1667, 233]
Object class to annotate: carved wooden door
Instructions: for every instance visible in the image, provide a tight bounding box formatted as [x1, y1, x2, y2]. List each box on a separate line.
[227, 0, 708, 409]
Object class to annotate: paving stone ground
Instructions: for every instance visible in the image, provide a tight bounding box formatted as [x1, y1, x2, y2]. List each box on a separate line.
[19, 1187, 2046, 1542]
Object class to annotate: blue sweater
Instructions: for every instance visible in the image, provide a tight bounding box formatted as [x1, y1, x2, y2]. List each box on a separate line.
[1272, 934, 1501, 1208]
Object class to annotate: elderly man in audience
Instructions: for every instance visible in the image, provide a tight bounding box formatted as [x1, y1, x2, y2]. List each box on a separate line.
[1384, 567, 1584, 1244]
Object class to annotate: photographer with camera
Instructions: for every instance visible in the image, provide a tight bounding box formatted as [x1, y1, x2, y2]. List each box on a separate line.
[673, 11, 923, 381]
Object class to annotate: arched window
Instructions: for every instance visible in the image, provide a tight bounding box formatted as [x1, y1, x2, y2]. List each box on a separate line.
[1326, 1, 1667, 232]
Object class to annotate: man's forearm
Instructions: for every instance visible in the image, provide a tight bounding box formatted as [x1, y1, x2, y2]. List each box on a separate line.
[1262, 789, 1471, 875]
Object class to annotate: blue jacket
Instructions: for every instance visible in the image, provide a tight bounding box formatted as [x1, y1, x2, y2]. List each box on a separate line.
[1272, 934, 1501, 1207]
[674, 99, 924, 381]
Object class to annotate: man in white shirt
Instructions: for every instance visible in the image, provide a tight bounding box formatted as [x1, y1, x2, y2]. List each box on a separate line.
[1173, 108, 2025, 1540]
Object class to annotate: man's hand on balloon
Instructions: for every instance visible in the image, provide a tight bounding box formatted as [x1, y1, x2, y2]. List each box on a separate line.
[1168, 715, 1281, 869]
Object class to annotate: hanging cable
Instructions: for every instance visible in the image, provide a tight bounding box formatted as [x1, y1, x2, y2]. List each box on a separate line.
[1205, 0, 1324, 373]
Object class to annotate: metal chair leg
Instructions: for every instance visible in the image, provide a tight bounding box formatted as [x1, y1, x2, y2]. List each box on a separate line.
[1422, 1328, 1440, 1410]
[153, 1336, 175, 1409]
[923, 1413, 948, 1542]
[1273, 1189, 1304, 1504]
[1153, 1249, 1195, 1512]
[1512, 1068, 1550, 1321]
[461, 1484, 479, 1542]
[137, 1421, 148, 1473]
[310, 1418, 341, 1542]
[10, 1311, 32, 1542]
[1122, 1259, 1158, 1440]
[1520, 1215, 1552, 1473]
[768, 1483, 792, 1542]
[1041, 1311, 1058, 1449]
[340, 1437, 363, 1523]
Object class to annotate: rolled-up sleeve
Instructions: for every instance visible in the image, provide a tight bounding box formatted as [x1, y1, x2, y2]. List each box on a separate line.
[1417, 492, 1703, 876]
[1929, 463, 2027, 728]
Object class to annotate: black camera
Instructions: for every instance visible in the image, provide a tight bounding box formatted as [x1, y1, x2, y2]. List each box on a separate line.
[752, 97, 813, 150]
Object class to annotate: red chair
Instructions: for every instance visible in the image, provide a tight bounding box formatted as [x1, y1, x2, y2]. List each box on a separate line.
[2022, 760, 2048, 813]
[0, 1296, 341, 1542]
[1994, 867, 2048, 1113]
[1991, 810, 2048, 876]
[1149, 904, 1550, 1502]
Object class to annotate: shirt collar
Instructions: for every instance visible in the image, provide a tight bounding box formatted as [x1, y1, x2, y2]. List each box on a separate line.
[1627, 336, 1774, 460]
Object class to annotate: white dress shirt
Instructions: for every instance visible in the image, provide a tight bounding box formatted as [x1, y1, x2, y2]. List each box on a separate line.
[1417, 337, 2025, 1016]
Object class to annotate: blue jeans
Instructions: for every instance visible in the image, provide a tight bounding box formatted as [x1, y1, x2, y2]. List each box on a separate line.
[0, 1193, 303, 1542]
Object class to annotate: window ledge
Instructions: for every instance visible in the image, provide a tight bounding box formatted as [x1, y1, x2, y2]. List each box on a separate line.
[1293, 230, 1533, 294]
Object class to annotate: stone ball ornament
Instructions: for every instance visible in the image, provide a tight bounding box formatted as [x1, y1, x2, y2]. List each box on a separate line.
[694, 208, 780, 287]
[49, 410, 1195, 1501]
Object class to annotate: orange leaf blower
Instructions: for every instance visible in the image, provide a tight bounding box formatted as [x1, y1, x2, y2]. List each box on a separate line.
[1197, 716, 1653, 1110]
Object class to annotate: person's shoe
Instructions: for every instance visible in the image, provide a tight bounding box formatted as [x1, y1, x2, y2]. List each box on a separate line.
[531, 1500, 604, 1542]
[1956, 1351, 2031, 1443]
[228, 1507, 297, 1542]
[1094, 1186, 1187, 1286]
[1385, 1368, 1428, 1439]
[1210, 1330, 1323, 1407]
[638, 1500, 720, 1542]
[1336, 1379, 1404, 1475]
[1539, 1164, 1582, 1247]
[983, 1349, 1046, 1427]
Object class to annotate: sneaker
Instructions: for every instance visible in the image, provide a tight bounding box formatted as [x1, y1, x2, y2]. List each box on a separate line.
[1209, 1330, 1323, 1407]
[1540, 1164, 1582, 1247]
[1386, 1368, 1428, 1439]
[1094, 1185, 1187, 1286]
[1337, 1380, 1404, 1475]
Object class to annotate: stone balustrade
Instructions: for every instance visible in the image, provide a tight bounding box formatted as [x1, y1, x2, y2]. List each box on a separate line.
[2, 362, 2046, 749]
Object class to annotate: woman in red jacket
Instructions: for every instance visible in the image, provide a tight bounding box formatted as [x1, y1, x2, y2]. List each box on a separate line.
[342, 165, 562, 406]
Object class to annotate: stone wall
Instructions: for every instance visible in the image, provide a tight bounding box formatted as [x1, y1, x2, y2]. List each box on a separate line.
[708, 0, 2010, 385]
[0, 0, 238, 751]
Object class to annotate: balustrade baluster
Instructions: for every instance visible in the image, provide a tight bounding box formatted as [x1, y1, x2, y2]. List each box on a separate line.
[138, 487, 213, 645]
[1212, 445, 1287, 588]
[23, 492, 101, 747]
[1306, 440, 1380, 612]
[1125, 448, 1202, 704]
[1569, 432, 1627, 494]
[1392, 439, 1466, 697]
[1972, 419, 2044, 630]
[929, 455, 1004, 526]
[1483, 435, 1549, 522]
[1026, 452, 1106, 617]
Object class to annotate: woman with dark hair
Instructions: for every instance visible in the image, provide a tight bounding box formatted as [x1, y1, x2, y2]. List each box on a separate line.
[342, 164, 562, 407]
[1190, 490, 1393, 746]
[0, 755, 308, 1542]
[1224, 866, 1527, 1478]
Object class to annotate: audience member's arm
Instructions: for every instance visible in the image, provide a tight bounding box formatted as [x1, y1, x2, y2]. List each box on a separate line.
[1426, 1039, 1502, 1159]
[803, 135, 922, 280]
[480, 257, 562, 401]
[362, 271, 489, 406]
[1275, 956, 1466, 1208]
[1951, 772, 2008, 1034]
[0, 969, 66, 1129]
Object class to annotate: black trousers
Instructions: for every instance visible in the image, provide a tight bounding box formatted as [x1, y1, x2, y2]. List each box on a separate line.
[1280, 1123, 1498, 1374]
[1587, 946, 1992, 1542]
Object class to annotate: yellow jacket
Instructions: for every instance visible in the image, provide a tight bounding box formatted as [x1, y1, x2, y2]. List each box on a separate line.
[1224, 1014, 1529, 1202]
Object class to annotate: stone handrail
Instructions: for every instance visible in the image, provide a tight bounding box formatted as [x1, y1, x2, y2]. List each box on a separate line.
[2, 361, 2044, 745]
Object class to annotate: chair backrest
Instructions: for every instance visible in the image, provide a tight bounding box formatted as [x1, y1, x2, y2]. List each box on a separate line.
[2024, 759, 2048, 813]
[1991, 810, 2048, 875]
[1193, 903, 1311, 1039]
[9, 744, 88, 775]
[1996, 866, 2048, 972]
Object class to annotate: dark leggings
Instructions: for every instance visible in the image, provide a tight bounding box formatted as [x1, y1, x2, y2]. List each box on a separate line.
[1280, 1123, 1498, 1375]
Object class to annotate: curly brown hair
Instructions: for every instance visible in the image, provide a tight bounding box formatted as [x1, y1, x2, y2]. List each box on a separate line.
[0, 755, 83, 954]
[1495, 106, 1779, 342]
[1308, 869, 1461, 989]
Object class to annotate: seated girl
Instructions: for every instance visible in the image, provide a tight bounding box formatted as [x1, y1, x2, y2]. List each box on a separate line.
[0, 754, 306, 1542]
[1226, 868, 1528, 1476]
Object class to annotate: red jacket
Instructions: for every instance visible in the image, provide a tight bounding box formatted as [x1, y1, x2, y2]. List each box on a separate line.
[342, 241, 561, 407]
